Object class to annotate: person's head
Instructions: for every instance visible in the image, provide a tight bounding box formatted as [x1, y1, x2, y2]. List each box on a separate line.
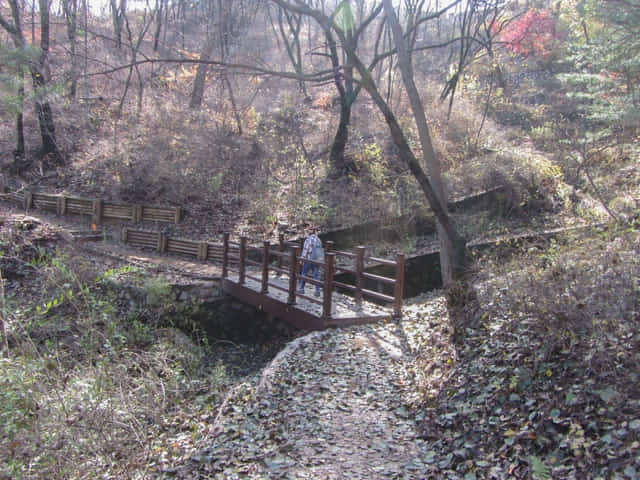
[308, 226, 317, 235]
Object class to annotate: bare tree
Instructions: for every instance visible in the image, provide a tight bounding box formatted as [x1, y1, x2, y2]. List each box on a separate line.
[117, 8, 157, 116]
[110, 0, 127, 49]
[189, 0, 255, 134]
[152, 0, 167, 52]
[62, 0, 79, 99]
[269, 4, 308, 97]
[270, 0, 468, 285]
[0, 0, 60, 163]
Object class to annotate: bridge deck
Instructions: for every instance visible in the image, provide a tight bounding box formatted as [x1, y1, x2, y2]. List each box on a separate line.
[223, 272, 394, 330]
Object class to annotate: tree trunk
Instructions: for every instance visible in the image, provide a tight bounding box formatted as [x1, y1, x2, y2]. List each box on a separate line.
[349, 51, 466, 270]
[1, 0, 59, 162]
[329, 100, 352, 170]
[15, 79, 25, 161]
[36, 0, 60, 162]
[189, 38, 216, 109]
[110, 0, 126, 49]
[153, 0, 164, 52]
[223, 72, 242, 134]
[63, 0, 79, 99]
[382, 0, 466, 284]
[32, 69, 58, 159]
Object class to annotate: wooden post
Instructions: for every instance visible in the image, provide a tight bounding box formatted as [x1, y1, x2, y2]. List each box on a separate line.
[287, 247, 298, 304]
[393, 253, 405, 320]
[92, 199, 103, 225]
[261, 241, 270, 293]
[298, 238, 304, 274]
[325, 240, 334, 253]
[174, 207, 181, 224]
[355, 246, 366, 305]
[122, 227, 128, 243]
[277, 233, 285, 276]
[57, 196, 67, 216]
[222, 233, 229, 278]
[198, 241, 208, 261]
[24, 191, 33, 211]
[239, 236, 247, 285]
[158, 233, 168, 253]
[322, 253, 335, 319]
[133, 205, 143, 223]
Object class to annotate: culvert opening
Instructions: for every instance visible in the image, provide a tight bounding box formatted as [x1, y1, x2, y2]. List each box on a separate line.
[188, 298, 303, 345]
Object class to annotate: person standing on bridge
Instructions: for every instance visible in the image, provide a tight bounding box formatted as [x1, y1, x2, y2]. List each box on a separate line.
[297, 226, 324, 297]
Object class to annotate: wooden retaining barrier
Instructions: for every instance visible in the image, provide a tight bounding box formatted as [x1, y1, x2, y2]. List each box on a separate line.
[0, 190, 180, 225]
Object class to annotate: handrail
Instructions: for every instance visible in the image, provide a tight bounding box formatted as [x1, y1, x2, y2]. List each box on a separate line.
[361, 271, 396, 285]
[365, 256, 397, 267]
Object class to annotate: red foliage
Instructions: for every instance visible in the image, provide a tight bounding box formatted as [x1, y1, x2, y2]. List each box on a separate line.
[496, 9, 566, 58]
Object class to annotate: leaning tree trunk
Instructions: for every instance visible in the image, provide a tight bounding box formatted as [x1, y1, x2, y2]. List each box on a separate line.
[382, 0, 466, 284]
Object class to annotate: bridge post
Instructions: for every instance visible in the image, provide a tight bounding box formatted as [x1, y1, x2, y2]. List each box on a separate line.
[355, 246, 365, 306]
[393, 253, 405, 320]
[322, 253, 335, 319]
[261, 241, 270, 293]
[239, 236, 247, 285]
[24, 191, 33, 210]
[277, 234, 285, 276]
[287, 247, 298, 304]
[222, 233, 229, 278]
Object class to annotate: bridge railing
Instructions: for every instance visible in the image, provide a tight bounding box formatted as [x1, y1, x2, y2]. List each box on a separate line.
[222, 235, 404, 320]
[118, 228, 404, 319]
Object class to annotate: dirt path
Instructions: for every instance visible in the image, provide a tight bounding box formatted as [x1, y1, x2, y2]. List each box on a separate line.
[173, 293, 449, 479]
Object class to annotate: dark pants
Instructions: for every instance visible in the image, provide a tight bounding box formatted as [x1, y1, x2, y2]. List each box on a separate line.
[299, 261, 320, 294]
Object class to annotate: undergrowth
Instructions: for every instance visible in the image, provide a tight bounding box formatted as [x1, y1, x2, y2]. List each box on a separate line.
[417, 220, 640, 478]
[0, 219, 230, 480]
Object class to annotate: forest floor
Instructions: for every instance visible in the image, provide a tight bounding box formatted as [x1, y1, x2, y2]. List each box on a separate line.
[170, 292, 452, 480]
[2, 201, 638, 480]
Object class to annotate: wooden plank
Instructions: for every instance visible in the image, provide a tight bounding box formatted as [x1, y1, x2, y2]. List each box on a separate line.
[361, 288, 394, 303]
[333, 280, 357, 291]
[361, 271, 396, 285]
[261, 241, 270, 294]
[32, 193, 58, 211]
[324, 315, 390, 328]
[141, 206, 179, 223]
[366, 256, 397, 267]
[57, 196, 67, 216]
[103, 202, 134, 220]
[66, 198, 93, 215]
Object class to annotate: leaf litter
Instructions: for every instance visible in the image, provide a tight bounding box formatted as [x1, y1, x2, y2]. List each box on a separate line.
[162, 284, 638, 480]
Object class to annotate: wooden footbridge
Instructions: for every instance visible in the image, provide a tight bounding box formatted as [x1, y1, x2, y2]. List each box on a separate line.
[123, 229, 405, 330]
[1, 189, 405, 330]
